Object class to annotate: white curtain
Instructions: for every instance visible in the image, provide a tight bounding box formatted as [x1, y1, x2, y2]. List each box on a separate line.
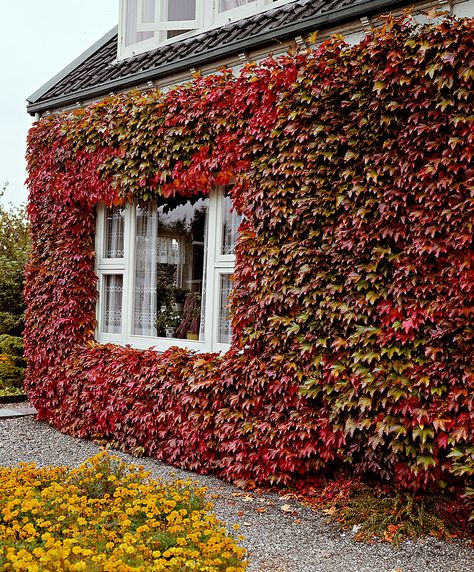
[219, 0, 252, 13]
[103, 275, 123, 334]
[199, 211, 209, 340]
[222, 195, 241, 255]
[218, 274, 232, 344]
[105, 206, 125, 258]
[133, 205, 159, 336]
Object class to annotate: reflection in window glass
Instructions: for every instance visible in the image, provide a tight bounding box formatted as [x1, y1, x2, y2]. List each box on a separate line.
[219, 0, 255, 13]
[222, 193, 241, 255]
[167, 0, 196, 21]
[133, 198, 208, 339]
[105, 206, 125, 258]
[102, 275, 123, 334]
[218, 274, 233, 344]
[125, 0, 154, 46]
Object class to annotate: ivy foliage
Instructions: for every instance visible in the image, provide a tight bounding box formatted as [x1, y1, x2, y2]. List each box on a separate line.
[25, 16, 473, 493]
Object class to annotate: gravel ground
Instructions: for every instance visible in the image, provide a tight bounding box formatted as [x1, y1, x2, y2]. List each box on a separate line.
[0, 414, 472, 572]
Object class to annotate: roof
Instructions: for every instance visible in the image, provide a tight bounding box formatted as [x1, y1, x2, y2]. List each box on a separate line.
[27, 0, 413, 115]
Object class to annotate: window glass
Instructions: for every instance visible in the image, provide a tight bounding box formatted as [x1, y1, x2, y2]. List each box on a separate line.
[133, 198, 208, 339]
[167, 0, 196, 21]
[102, 275, 124, 334]
[125, 0, 153, 46]
[222, 192, 241, 255]
[104, 206, 125, 258]
[218, 274, 233, 344]
[219, 0, 255, 13]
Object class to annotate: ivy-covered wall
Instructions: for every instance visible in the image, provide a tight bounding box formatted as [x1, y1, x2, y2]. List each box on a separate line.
[26, 17, 473, 491]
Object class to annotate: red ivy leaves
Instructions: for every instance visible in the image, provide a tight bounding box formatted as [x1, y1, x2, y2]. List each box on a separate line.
[25, 16, 474, 492]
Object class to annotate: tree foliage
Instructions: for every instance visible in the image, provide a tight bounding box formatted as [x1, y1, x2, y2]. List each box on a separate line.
[0, 184, 29, 393]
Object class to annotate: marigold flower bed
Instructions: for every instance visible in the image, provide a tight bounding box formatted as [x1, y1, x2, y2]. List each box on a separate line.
[0, 452, 247, 571]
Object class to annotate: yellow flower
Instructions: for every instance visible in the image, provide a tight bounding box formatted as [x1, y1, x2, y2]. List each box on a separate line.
[0, 453, 247, 570]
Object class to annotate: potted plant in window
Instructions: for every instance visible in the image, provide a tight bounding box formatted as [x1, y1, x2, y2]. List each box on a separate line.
[155, 308, 182, 338]
[175, 292, 201, 340]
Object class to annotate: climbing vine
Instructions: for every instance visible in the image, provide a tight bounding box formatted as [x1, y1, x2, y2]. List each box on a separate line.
[26, 16, 474, 494]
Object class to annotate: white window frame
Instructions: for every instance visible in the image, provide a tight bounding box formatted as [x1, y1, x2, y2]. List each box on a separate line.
[95, 188, 238, 353]
[118, 0, 296, 59]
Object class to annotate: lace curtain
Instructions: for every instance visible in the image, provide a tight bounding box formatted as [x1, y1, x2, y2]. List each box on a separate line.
[103, 275, 123, 334]
[134, 205, 159, 336]
[105, 206, 125, 258]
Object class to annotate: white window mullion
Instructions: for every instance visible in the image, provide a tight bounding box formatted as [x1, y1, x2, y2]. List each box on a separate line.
[203, 190, 219, 352]
[123, 204, 135, 344]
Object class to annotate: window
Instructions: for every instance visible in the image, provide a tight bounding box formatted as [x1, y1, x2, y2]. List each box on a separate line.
[95, 188, 241, 353]
[119, 0, 294, 58]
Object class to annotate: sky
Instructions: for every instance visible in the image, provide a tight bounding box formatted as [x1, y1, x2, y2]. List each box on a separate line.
[0, 1, 118, 206]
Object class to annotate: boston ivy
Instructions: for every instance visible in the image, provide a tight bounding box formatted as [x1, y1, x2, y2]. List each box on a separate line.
[26, 16, 473, 494]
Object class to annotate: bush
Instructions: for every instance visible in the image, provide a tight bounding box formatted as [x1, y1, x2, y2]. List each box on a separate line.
[0, 188, 29, 394]
[0, 335, 25, 395]
[0, 452, 247, 571]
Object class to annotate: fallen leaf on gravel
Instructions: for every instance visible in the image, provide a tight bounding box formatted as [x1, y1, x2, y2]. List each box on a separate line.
[242, 495, 254, 502]
[281, 504, 292, 513]
[243, 522, 252, 527]
[322, 506, 337, 515]
[256, 507, 268, 514]
[293, 519, 302, 525]
[237, 511, 244, 517]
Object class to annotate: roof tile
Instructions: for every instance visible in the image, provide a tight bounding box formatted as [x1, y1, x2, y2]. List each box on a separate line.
[28, 0, 411, 111]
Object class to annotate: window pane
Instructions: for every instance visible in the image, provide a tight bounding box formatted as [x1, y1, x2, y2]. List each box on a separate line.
[218, 274, 233, 344]
[142, 0, 155, 23]
[221, 192, 241, 255]
[104, 206, 125, 258]
[133, 198, 208, 339]
[102, 275, 123, 334]
[167, 0, 196, 21]
[125, 0, 154, 46]
[219, 0, 255, 13]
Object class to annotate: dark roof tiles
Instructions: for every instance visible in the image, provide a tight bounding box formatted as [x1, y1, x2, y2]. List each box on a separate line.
[28, 0, 411, 112]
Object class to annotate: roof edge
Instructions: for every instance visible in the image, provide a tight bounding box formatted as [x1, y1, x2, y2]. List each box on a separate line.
[27, 26, 118, 105]
[27, 0, 411, 115]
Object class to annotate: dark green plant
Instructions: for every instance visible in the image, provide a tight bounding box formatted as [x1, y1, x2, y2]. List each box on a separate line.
[172, 287, 189, 304]
[0, 186, 29, 336]
[0, 334, 26, 367]
[0, 186, 29, 394]
[328, 484, 452, 547]
[155, 308, 182, 336]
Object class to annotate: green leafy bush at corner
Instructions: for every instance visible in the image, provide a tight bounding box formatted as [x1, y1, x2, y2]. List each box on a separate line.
[0, 313, 23, 336]
[0, 186, 29, 396]
[0, 335, 26, 399]
[0, 336, 25, 394]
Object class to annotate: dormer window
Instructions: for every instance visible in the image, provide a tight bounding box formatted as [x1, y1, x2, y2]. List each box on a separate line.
[119, 0, 293, 59]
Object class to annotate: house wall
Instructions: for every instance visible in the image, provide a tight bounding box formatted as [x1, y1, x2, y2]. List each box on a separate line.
[25, 15, 474, 491]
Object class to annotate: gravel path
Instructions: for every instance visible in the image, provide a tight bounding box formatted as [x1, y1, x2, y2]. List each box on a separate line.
[0, 414, 472, 572]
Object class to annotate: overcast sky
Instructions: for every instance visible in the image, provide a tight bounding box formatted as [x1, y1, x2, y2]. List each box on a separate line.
[0, 1, 118, 206]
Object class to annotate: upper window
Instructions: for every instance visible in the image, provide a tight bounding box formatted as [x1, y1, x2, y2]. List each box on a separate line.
[95, 188, 241, 353]
[119, 0, 294, 59]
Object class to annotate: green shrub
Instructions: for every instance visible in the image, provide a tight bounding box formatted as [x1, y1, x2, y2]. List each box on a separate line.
[0, 359, 25, 390]
[0, 313, 23, 336]
[0, 336, 25, 393]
